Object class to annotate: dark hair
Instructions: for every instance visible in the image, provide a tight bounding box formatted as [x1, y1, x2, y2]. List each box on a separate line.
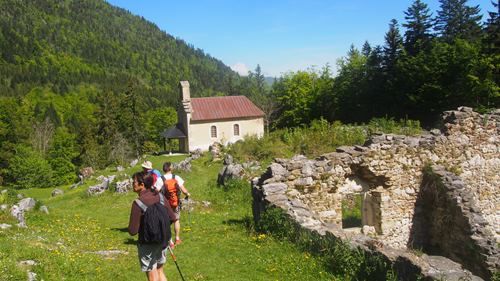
[132, 171, 154, 189]
[163, 162, 172, 172]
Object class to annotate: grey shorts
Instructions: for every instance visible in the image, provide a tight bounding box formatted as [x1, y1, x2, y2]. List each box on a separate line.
[137, 243, 166, 272]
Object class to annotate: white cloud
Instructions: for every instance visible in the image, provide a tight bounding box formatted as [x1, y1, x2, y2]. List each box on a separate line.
[231, 62, 249, 76]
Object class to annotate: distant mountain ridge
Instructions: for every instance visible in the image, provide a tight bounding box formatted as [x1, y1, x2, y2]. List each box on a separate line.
[0, 0, 239, 103]
[265, 76, 276, 86]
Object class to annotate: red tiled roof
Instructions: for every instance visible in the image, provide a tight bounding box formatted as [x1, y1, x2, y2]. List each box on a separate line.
[191, 96, 264, 121]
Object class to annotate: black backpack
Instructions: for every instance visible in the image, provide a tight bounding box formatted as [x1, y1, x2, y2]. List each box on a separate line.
[134, 194, 171, 247]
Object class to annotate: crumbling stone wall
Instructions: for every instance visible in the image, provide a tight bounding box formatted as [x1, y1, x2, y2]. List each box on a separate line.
[252, 107, 499, 280]
[411, 165, 497, 279]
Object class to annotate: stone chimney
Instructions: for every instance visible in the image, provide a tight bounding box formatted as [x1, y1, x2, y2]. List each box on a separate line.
[179, 81, 192, 113]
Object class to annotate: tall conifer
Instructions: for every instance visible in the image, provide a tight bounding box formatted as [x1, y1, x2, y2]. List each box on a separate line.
[434, 0, 483, 41]
[383, 19, 403, 71]
[483, 0, 499, 54]
[403, 0, 433, 55]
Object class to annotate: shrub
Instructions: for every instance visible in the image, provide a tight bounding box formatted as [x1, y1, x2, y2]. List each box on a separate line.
[227, 117, 421, 164]
[8, 145, 53, 189]
[367, 117, 421, 136]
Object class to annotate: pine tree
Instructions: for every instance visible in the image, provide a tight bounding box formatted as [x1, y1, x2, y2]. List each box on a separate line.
[362, 41, 372, 57]
[383, 19, 403, 71]
[254, 64, 266, 96]
[483, 0, 499, 54]
[403, 0, 433, 55]
[434, 0, 483, 42]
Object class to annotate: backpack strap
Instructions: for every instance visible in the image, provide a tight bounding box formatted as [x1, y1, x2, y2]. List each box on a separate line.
[134, 199, 148, 212]
[173, 174, 179, 190]
[159, 193, 165, 205]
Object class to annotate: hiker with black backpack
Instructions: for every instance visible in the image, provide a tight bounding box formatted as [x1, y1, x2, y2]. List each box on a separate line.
[128, 171, 177, 281]
[159, 162, 190, 248]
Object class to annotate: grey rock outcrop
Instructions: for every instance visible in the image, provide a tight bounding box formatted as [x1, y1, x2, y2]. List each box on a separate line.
[18, 198, 36, 212]
[191, 149, 203, 159]
[87, 175, 116, 196]
[10, 205, 26, 227]
[0, 223, 12, 230]
[115, 179, 132, 193]
[174, 158, 192, 172]
[51, 189, 64, 197]
[130, 159, 139, 167]
[209, 142, 223, 161]
[217, 163, 244, 185]
[39, 206, 49, 214]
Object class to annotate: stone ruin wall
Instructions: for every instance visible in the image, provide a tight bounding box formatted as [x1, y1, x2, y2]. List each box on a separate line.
[252, 107, 499, 280]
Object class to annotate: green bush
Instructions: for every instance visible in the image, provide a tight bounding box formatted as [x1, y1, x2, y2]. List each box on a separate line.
[8, 145, 53, 189]
[226, 134, 293, 164]
[227, 117, 421, 163]
[367, 117, 421, 136]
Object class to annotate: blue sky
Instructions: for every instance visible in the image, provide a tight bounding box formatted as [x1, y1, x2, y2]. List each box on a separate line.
[106, 0, 493, 77]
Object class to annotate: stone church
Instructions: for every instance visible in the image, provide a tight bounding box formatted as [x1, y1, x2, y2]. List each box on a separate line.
[163, 81, 264, 152]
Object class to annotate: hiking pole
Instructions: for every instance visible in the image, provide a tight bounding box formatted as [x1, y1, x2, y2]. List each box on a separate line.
[167, 246, 186, 281]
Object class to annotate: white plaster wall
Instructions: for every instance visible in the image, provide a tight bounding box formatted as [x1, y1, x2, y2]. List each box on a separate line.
[188, 117, 264, 151]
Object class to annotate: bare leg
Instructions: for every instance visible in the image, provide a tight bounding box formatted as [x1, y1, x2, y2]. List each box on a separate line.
[174, 220, 181, 241]
[146, 270, 158, 281]
[157, 264, 167, 281]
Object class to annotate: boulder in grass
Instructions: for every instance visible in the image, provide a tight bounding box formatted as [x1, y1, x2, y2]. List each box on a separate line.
[191, 149, 203, 159]
[87, 184, 106, 196]
[19, 260, 37, 266]
[18, 198, 36, 212]
[39, 206, 49, 214]
[0, 223, 11, 230]
[10, 205, 26, 227]
[115, 179, 132, 193]
[51, 189, 64, 197]
[28, 271, 37, 281]
[217, 163, 244, 185]
[175, 159, 192, 172]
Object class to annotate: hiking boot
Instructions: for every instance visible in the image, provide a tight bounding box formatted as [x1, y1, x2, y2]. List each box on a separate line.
[175, 238, 182, 246]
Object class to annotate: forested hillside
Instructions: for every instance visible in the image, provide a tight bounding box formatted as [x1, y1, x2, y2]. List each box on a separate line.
[0, 0, 250, 188]
[0, 0, 240, 99]
[0, 0, 498, 189]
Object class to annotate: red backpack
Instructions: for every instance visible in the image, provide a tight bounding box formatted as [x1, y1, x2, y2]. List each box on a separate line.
[161, 175, 181, 208]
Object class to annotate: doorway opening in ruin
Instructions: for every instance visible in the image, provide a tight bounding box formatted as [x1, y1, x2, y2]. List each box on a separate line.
[342, 194, 362, 228]
[340, 175, 382, 235]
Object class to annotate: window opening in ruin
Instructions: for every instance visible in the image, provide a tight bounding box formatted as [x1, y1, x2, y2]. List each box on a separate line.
[342, 193, 363, 228]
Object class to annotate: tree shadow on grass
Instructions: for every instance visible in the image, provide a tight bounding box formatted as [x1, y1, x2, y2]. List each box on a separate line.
[223, 216, 254, 232]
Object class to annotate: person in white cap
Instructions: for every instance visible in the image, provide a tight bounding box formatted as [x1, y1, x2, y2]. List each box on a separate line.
[141, 161, 163, 191]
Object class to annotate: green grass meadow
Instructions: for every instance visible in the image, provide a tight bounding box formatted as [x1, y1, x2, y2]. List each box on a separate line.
[0, 155, 339, 281]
